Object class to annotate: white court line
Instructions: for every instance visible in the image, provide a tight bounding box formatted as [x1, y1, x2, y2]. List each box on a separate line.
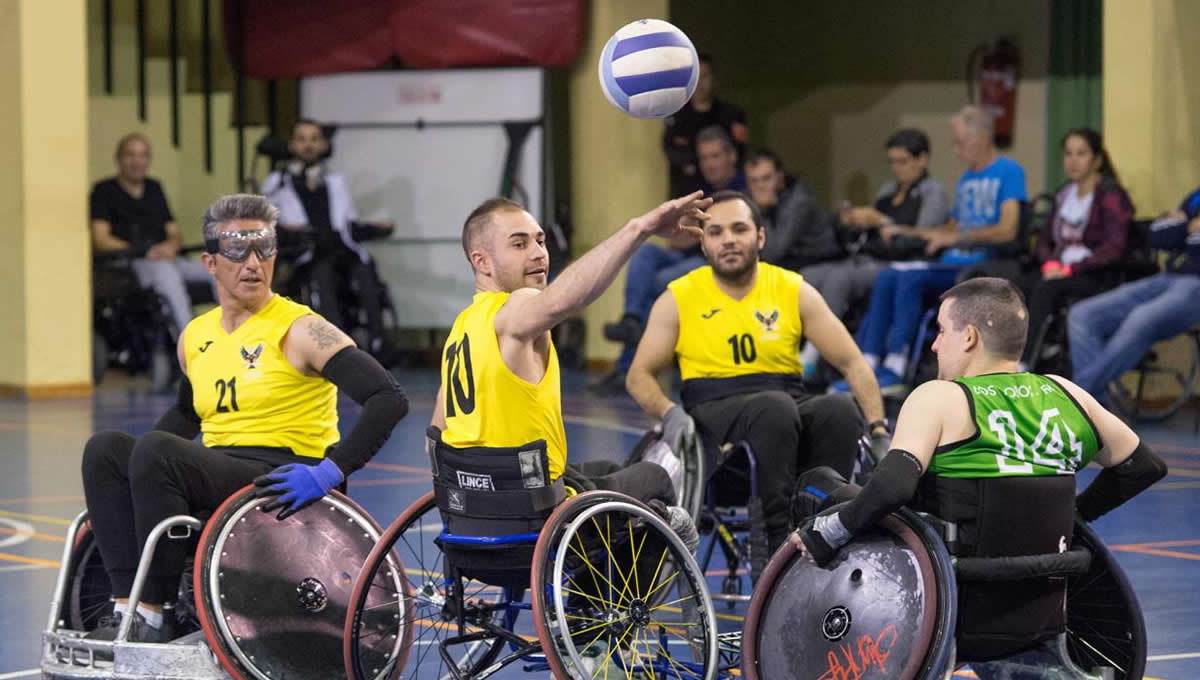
[0, 669, 39, 680]
[0, 564, 52, 572]
[562, 414, 645, 435]
[1148, 651, 1200, 662]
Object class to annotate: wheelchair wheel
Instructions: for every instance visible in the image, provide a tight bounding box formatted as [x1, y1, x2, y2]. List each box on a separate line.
[194, 486, 388, 680]
[1108, 332, 1200, 421]
[64, 521, 200, 636]
[531, 491, 719, 680]
[344, 490, 507, 680]
[741, 509, 956, 680]
[1064, 521, 1147, 680]
[66, 522, 111, 631]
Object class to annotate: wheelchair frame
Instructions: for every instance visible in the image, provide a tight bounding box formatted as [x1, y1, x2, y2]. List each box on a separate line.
[344, 489, 722, 680]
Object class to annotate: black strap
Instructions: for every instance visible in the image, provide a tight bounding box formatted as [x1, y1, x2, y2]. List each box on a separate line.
[954, 548, 1092, 582]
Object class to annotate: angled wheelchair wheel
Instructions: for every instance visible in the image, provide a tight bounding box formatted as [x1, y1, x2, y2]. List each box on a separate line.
[1064, 521, 1147, 680]
[65, 521, 199, 635]
[531, 491, 719, 680]
[194, 485, 388, 680]
[344, 490, 507, 680]
[1108, 332, 1200, 422]
[741, 509, 956, 680]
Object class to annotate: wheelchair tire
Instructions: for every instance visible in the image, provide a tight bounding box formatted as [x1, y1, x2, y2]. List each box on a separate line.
[194, 486, 387, 680]
[1107, 332, 1200, 422]
[1064, 521, 1147, 680]
[66, 522, 112, 631]
[343, 490, 507, 680]
[531, 490, 719, 680]
[741, 509, 956, 680]
[65, 522, 200, 636]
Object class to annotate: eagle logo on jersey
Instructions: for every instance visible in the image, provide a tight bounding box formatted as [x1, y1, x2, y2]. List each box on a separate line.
[754, 309, 780, 333]
[240, 343, 264, 370]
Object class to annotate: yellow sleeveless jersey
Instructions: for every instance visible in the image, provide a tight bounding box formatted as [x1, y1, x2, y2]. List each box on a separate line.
[183, 295, 339, 459]
[670, 262, 805, 380]
[439, 292, 568, 480]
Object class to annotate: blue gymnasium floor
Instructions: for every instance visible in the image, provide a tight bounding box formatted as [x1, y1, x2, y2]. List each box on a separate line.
[0, 369, 1197, 679]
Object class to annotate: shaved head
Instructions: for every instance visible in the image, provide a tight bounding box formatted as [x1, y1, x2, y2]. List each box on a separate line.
[940, 277, 1028, 360]
[462, 198, 525, 266]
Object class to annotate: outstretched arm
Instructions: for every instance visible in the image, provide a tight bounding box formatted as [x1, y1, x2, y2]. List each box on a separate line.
[798, 380, 957, 565]
[494, 193, 710, 343]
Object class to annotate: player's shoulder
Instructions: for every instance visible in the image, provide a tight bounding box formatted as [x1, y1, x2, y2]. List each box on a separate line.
[1042, 373, 1094, 405]
[909, 379, 966, 404]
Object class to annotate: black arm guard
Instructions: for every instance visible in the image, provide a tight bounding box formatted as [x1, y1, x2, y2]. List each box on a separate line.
[153, 376, 202, 440]
[838, 449, 923, 535]
[321, 347, 409, 476]
[1076, 440, 1168, 522]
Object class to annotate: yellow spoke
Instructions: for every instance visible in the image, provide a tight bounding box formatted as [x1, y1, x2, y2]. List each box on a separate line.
[649, 592, 697, 613]
[562, 584, 613, 612]
[592, 514, 635, 607]
[644, 557, 681, 602]
[568, 535, 625, 609]
[655, 635, 698, 679]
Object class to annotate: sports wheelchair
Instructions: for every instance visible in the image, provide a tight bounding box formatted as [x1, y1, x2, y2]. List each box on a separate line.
[626, 422, 877, 606]
[42, 485, 387, 680]
[342, 430, 723, 680]
[740, 477, 1146, 680]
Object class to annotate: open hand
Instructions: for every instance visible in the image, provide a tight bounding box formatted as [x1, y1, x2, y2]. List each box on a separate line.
[635, 191, 712, 240]
[921, 230, 958, 256]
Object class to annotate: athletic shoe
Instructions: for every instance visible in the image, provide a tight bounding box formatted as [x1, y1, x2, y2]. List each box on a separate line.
[85, 610, 166, 644]
[587, 370, 627, 397]
[602, 316, 643, 346]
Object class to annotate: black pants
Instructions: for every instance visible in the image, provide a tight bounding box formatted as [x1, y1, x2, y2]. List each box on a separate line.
[562, 460, 677, 506]
[1023, 270, 1118, 367]
[691, 391, 862, 549]
[310, 246, 385, 340]
[80, 431, 279, 604]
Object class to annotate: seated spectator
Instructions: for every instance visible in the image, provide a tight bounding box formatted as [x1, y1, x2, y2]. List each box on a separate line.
[1068, 187, 1200, 400]
[591, 126, 747, 394]
[90, 133, 213, 338]
[1019, 129, 1132, 370]
[261, 119, 396, 364]
[831, 105, 1026, 391]
[663, 53, 748, 196]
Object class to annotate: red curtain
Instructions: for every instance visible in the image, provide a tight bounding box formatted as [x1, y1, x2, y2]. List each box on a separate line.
[226, 0, 586, 79]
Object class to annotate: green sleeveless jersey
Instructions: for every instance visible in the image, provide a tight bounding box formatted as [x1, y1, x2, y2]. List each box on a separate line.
[929, 373, 1101, 479]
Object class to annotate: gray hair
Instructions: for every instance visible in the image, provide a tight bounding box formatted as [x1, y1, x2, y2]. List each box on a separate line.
[201, 194, 280, 241]
[954, 104, 994, 138]
[696, 124, 734, 152]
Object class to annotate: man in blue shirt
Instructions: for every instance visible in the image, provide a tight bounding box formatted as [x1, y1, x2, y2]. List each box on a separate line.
[833, 105, 1027, 391]
[1068, 187, 1200, 399]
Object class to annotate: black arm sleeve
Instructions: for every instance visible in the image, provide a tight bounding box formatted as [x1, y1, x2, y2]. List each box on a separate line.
[321, 347, 409, 477]
[1076, 440, 1168, 522]
[837, 449, 923, 535]
[153, 376, 202, 440]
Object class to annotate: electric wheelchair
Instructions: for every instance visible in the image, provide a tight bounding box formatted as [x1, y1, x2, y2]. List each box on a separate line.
[740, 476, 1147, 680]
[342, 429, 723, 680]
[42, 485, 388, 680]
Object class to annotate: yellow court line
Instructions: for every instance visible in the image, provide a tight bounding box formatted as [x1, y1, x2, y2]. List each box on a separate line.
[0, 495, 85, 506]
[0, 552, 60, 568]
[0, 509, 74, 527]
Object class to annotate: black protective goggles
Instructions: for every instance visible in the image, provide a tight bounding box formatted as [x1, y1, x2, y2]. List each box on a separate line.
[204, 228, 278, 262]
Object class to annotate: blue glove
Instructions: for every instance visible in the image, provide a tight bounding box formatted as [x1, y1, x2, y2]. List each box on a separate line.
[253, 458, 344, 520]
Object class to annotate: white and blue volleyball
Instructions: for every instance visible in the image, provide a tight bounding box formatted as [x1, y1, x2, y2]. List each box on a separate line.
[598, 19, 699, 119]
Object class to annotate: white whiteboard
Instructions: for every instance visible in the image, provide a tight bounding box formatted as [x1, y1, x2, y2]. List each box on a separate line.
[301, 69, 545, 328]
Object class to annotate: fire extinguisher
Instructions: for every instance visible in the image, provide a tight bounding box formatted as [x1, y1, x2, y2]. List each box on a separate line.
[967, 38, 1020, 148]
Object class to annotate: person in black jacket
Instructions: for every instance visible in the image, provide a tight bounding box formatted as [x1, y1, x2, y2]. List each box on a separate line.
[662, 53, 748, 197]
[1068, 186, 1200, 399]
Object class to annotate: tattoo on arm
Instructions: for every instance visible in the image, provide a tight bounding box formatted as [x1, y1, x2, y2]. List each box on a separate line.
[308, 319, 342, 350]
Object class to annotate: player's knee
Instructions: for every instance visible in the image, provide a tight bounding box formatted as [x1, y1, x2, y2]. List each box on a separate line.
[748, 390, 799, 424]
[81, 431, 132, 477]
[128, 431, 181, 486]
[820, 393, 863, 431]
[791, 466, 857, 523]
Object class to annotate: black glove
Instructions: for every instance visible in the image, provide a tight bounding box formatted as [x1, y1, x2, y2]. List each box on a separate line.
[869, 430, 892, 465]
[797, 520, 838, 567]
